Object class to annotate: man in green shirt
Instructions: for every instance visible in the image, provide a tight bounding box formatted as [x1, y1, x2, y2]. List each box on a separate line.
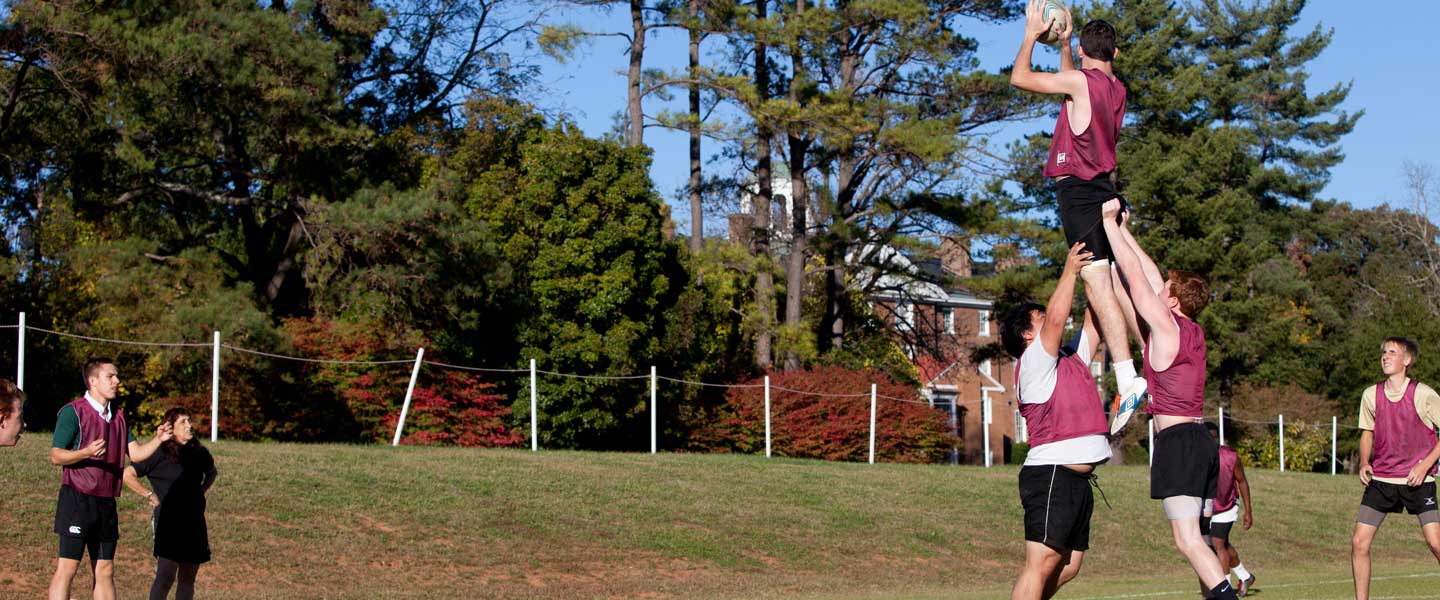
[49, 358, 170, 600]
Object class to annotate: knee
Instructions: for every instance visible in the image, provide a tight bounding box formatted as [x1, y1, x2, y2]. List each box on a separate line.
[1352, 535, 1371, 555]
[92, 561, 114, 578]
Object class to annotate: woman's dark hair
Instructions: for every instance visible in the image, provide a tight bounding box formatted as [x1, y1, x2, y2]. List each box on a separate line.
[160, 406, 201, 461]
[1001, 302, 1046, 359]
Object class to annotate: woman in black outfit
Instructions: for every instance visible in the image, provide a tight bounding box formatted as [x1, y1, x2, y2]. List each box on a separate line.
[123, 407, 217, 600]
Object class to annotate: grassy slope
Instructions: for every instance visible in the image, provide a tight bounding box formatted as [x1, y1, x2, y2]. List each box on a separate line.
[1, 439, 1437, 599]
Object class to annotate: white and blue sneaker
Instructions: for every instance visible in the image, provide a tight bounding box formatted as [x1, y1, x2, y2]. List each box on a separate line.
[1109, 378, 1148, 435]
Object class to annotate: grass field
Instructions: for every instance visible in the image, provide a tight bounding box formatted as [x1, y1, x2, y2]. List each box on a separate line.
[2, 439, 1439, 599]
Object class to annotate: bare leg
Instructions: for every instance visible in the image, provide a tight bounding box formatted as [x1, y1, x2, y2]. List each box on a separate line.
[1080, 264, 1133, 365]
[48, 558, 80, 600]
[1012, 542, 1064, 600]
[1043, 550, 1084, 599]
[1110, 266, 1145, 348]
[1422, 521, 1440, 563]
[1353, 522, 1379, 600]
[1169, 517, 1229, 589]
[92, 559, 115, 600]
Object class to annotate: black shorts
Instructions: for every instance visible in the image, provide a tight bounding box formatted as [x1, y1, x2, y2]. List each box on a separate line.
[1150, 422, 1219, 500]
[54, 485, 120, 556]
[1210, 520, 1234, 542]
[1362, 480, 1439, 515]
[1020, 465, 1095, 552]
[1056, 175, 1126, 262]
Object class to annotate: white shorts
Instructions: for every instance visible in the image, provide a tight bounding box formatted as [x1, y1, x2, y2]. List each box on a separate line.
[1212, 504, 1240, 524]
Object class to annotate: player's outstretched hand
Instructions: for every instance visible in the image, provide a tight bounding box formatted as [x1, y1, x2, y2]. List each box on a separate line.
[1023, 0, 1053, 41]
[1063, 242, 1093, 276]
[157, 422, 174, 443]
[1102, 198, 1123, 221]
[1058, 4, 1074, 40]
[1359, 463, 1374, 486]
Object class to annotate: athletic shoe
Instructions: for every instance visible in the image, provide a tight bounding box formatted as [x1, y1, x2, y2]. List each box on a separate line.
[1237, 575, 1255, 597]
[1109, 378, 1148, 435]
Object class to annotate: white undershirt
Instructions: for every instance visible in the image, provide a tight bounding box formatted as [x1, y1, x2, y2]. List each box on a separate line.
[1018, 331, 1112, 466]
[83, 392, 113, 423]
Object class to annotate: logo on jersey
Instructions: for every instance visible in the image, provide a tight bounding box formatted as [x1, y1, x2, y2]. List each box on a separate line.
[1057, 152, 1067, 164]
[68, 526, 82, 535]
[1428, 497, 1436, 506]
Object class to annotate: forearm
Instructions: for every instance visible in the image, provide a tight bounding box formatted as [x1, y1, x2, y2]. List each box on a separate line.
[129, 437, 162, 463]
[122, 470, 151, 499]
[1010, 34, 1040, 90]
[1059, 38, 1075, 71]
[1045, 271, 1079, 329]
[1103, 221, 1146, 291]
[1120, 225, 1165, 294]
[50, 447, 89, 466]
[202, 470, 218, 493]
[1238, 481, 1252, 513]
[1359, 431, 1374, 466]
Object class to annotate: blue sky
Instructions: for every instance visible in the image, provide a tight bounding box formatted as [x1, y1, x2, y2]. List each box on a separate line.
[528, 2, 1439, 229]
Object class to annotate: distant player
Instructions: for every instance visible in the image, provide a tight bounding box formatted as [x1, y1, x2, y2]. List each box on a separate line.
[1002, 242, 1112, 600]
[1206, 422, 1255, 596]
[1351, 337, 1440, 600]
[1100, 199, 1236, 599]
[1010, 0, 1147, 434]
[0, 378, 23, 447]
[49, 358, 172, 600]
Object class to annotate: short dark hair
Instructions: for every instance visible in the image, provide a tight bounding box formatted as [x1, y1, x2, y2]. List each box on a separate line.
[1001, 302, 1046, 359]
[82, 357, 115, 390]
[1079, 19, 1117, 62]
[0, 378, 22, 419]
[1384, 336, 1420, 369]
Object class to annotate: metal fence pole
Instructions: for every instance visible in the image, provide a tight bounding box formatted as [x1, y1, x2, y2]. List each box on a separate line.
[868, 384, 877, 465]
[1332, 415, 1338, 476]
[1279, 414, 1286, 473]
[650, 366, 657, 455]
[391, 348, 425, 447]
[15, 312, 24, 392]
[1218, 405, 1225, 446]
[764, 376, 771, 458]
[530, 359, 538, 452]
[210, 331, 220, 442]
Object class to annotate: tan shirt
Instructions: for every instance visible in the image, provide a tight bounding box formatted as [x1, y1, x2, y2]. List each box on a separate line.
[1359, 379, 1440, 484]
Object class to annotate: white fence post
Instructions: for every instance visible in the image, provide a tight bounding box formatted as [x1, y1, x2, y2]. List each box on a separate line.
[764, 376, 772, 458]
[210, 331, 220, 443]
[391, 348, 425, 447]
[530, 359, 538, 452]
[650, 366, 657, 455]
[1332, 415, 1338, 476]
[16, 311, 24, 391]
[868, 384, 877, 465]
[983, 395, 992, 468]
[1279, 414, 1286, 473]
[1148, 420, 1154, 467]
[1218, 405, 1225, 446]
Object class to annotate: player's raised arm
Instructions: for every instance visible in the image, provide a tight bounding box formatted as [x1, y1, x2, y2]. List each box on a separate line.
[1011, 0, 1086, 96]
[1102, 199, 1179, 345]
[1039, 242, 1093, 357]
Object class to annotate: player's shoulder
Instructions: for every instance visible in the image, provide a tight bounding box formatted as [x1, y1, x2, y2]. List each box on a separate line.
[1415, 381, 1440, 399]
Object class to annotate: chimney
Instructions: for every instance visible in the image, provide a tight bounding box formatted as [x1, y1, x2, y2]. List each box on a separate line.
[993, 242, 1033, 272]
[728, 213, 754, 247]
[939, 236, 972, 279]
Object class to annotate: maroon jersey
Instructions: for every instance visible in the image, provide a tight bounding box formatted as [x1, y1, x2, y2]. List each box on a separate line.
[1372, 380, 1438, 479]
[1144, 313, 1207, 418]
[61, 398, 128, 498]
[1215, 445, 1239, 512]
[1043, 69, 1126, 181]
[1017, 351, 1108, 447]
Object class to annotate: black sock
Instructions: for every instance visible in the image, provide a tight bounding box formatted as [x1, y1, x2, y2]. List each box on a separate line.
[1210, 580, 1238, 600]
